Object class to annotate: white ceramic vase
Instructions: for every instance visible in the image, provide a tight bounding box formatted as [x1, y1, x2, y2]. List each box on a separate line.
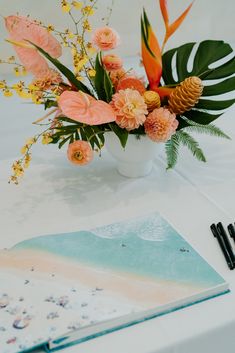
[105, 132, 161, 178]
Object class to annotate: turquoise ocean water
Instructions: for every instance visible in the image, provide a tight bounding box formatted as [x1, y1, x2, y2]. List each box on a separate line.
[13, 213, 225, 288]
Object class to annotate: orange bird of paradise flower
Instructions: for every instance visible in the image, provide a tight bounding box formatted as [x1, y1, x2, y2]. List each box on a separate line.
[141, 0, 194, 95]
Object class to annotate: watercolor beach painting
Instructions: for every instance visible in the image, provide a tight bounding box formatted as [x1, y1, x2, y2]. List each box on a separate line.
[0, 213, 228, 353]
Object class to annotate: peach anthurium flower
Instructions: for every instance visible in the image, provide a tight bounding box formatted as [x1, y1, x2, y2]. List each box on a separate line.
[67, 140, 93, 166]
[5, 15, 62, 76]
[58, 91, 116, 125]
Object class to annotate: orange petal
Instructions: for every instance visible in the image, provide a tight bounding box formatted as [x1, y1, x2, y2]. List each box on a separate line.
[167, 1, 194, 38]
[154, 86, 175, 98]
[141, 12, 162, 89]
[159, 0, 169, 28]
[58, 91, 116, 125]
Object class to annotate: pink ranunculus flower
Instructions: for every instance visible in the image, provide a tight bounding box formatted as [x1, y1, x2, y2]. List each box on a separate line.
[144, 107, 179, 142]
[102, 54, 123, 71]
[5, 15, 62, 76]
[109, 68, 126, 88]
[67, 140, 93, 166]
[58, 91, 116, 125]
[110, 88, 148, 131]
[92, 26, 120, 51]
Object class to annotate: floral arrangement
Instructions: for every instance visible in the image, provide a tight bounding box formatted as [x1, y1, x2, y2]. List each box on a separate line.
[0, 0, 234, 183]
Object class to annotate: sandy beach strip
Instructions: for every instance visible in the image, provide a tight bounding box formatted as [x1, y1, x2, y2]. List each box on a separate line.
[0, 248, 203, 307]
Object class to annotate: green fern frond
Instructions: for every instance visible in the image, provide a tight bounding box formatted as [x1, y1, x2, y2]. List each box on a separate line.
[177, 131, 206, 162]
[182, 117, 230, 139]
[165, 134, 180, 169]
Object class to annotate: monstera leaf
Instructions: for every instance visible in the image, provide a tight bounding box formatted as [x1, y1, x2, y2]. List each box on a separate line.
[162, 40, 235, 127]
[162, 40, 235, 168]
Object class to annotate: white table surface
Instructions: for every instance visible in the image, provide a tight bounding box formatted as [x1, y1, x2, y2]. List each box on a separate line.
[1, 78, 235, 353]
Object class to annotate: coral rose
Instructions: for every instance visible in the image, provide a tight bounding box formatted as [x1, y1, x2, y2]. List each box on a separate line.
[67, 141, 93, 166]
[92, 26, 120, 51]
[117, 77, 146, 95]
[111, 88, 148, 131]
[102, 54, 123, 71]
[5, 15, 62, 76]
[144, 107, 179, 142]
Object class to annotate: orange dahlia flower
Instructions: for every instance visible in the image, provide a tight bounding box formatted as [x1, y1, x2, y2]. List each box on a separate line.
[144, 107, 178, 142]
[111, 88, 148, 131]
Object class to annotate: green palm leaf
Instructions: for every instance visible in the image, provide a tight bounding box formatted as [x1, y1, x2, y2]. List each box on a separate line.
[162, 40, 235, 125]
[177, 131, 206, 162]
[182, 117, 230, 139]
[165, 134, 180, 169]
[166, 131, 206, 169]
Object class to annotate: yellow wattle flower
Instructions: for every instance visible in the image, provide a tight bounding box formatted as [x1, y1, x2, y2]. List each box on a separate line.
[14, 67, 20, 77]
[61, 1, 71, 13]
[72, 1, 83, 10]
[82, 6, 95, 16]
[20, 146, 27, 155]
[24, 154, 32, 168]
[47, 25, 55, 33]
[16, 89, 32, 99]
[3, 90, 13, 97]
[88, 69, 96, 77]
[42, 134, 53, 145]
[26, 137, 36, 145]
[0, 81, 6, 89]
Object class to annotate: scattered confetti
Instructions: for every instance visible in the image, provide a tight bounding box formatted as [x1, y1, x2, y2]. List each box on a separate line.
[0, 294, 10, 308]
[56, 296, 69, 308]
[6, 306, 21, 315]
[6, 337, 17, 344]
[67, 322, 81, 331]
[180, 248, 190, 253]
[47, 312, 59, 320]
[13, 315, 32, 329]
[45, 296, 56, 303]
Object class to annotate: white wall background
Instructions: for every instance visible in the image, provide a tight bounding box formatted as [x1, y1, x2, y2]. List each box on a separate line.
[0, 0, 234, 74]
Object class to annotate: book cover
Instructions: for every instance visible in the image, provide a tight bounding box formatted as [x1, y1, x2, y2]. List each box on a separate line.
[0, 213, 228, 353]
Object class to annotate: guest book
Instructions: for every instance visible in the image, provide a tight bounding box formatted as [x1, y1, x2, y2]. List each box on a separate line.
[0, 213, 228, 353]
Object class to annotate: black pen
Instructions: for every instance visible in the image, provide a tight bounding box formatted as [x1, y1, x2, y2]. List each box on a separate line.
[228, 224, 235, 242]
[210, 224, 234, 270]
[217, 222, 235, 267]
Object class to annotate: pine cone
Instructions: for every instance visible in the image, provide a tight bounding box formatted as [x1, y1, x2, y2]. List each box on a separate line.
[168, 76, 203, 115]
[143, 91, 161, 112]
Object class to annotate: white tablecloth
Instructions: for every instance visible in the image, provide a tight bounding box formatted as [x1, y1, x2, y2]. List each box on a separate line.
[1, 80, 235, 353]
